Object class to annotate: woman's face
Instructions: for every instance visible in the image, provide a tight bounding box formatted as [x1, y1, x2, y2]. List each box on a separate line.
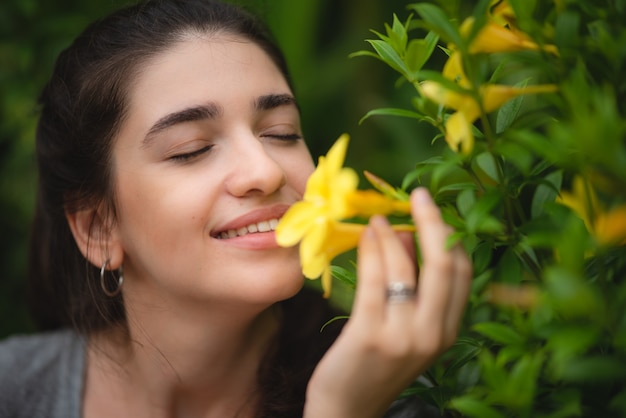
[109, 35, 314, 305]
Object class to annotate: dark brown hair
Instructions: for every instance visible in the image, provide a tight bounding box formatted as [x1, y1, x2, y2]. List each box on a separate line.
[31, 0, 293, 332]
[28, 1, 342, 416]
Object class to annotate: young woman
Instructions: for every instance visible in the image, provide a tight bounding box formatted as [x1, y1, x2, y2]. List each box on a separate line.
[0, 0, 472, 417]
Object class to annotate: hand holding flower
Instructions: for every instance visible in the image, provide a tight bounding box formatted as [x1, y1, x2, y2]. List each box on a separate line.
[304, 188, 472, 418]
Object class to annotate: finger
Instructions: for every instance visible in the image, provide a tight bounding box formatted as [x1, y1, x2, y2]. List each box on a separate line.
[368, 216, 417, 323]
[351, 221, 385, 327]
[410, 188, 455, 330]
[397, 231, 418, 275]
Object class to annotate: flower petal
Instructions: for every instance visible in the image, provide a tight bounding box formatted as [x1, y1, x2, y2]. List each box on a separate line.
[275, 201, 321, 247]
[325, 133, 350, 172]
[481, 84, 558, 113]
[420, 80, 474, 111]
[347, 190, 411, 217]
[328, 168, 360, 218]
[445, 111, 475, 154]
[595, 205, 626, 245]
[442, 51, 471, 88]
[469, 20, 543, 54]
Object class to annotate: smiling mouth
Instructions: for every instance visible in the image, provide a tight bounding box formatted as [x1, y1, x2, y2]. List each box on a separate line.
[214, 218, 280, 239]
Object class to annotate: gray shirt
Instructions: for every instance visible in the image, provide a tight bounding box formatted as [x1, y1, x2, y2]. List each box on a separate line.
[0, 330, 441, 418]
[0, 329, 84, 418]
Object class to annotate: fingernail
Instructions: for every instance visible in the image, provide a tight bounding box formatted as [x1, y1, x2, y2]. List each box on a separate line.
[413, 187, 432, 205]
[370, 215, 389, 227]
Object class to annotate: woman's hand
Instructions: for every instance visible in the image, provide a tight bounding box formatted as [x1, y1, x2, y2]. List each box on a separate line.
[304, 188, 472, 418]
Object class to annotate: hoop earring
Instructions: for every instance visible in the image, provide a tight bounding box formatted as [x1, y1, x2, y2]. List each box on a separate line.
[100, 259, 123, 297]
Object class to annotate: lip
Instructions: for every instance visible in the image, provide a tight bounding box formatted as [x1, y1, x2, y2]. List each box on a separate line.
[211, 204, 291, 238]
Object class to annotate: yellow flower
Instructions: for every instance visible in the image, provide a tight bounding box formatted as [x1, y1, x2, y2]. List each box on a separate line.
[275, 134, 358, 248]
[458, 0, 558, 55]
[442, 51, 471, 89]
[276, 134, 413, 297]
[416, 0, 558, 154]
[558, 176, 626, 246]
[420, 76, 557, 153]
[461, 17, 558, 55]
[301, 221, 365, 298]
[595, 207, 626, 245]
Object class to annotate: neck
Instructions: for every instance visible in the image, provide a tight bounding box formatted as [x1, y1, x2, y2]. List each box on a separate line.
[87, 293, 283, 418]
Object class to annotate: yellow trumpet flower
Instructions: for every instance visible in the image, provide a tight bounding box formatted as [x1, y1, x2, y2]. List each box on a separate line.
[275, 134, 358, 248]
[417, 0, 558, 154]
[420, 78, 557, 153]
[300, 221, 365, 298]
[457, 0, 558, 55]
[461, 17, 558, 55]
[558, 176, 626, 246]
[276, 134, 413, 296]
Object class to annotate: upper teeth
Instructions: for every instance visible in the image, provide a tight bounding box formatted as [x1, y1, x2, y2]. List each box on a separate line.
[217, 218, 280, 239]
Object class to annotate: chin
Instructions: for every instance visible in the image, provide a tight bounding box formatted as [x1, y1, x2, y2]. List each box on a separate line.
[247, 270, 305, 305]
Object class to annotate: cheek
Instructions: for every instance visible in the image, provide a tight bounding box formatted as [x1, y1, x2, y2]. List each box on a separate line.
[293, 161, 315, 195]
[112, 167, 211, 244]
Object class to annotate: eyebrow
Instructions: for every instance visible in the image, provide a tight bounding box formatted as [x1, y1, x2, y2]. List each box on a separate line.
[255, 93, 300, 113]
[143, 103, 222, 147]
[142, 93, 299, 148]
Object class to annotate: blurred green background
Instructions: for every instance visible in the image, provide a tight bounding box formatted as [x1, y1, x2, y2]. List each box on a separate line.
[0, 0, 438, 338]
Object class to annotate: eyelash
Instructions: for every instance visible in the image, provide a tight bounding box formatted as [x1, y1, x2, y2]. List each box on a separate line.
[168, 133, 300, 162]
[169, 145, 213, 162]
[263, 133, 302, 141]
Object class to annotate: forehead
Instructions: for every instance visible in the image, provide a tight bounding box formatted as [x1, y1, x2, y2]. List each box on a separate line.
[126, 34, 291, 118]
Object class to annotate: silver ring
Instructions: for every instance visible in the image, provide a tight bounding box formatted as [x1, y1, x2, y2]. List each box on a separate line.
[386, 282, 416, 303]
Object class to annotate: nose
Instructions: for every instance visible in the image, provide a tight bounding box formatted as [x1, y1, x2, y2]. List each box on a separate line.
[224, 134, 287, 197]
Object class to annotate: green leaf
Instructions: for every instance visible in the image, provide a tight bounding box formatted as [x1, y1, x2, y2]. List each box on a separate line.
[358, 107, 425, 125]
[457, 188, 476, 218]
[437, 182, 477, 195]
[320, 315, 350, 333]
[531, 171, 562, 218]
[472, 241, 493, 274]
[494, 248, 523, 284]
[496, 93, 525, 134]
[535, 389, 582, 418]
[443, 338, 483, 378]
[387, 13, 408, 53]
[495, 344, 527, 365]
[365, 39, 409, 77]
[450, 395, 507, 418]
[471, 269, 493, 298]
[348, 49, 385, 61]
[558, 356, 626, 382]
[475, 152, 500, 183]
[402, 156, 444, 190]
[330, 265, 356, 289]
[431, 158, 466, 191]
[464, 189, 504, 235]
[546, 326, 601, 376]
[473, 322, 525, 346]
[554, 10, 581, 50]
[544, 267, 603, 319]
[479, 349, 509, 391]
[404, 31, 439, 75]
[409, 3, 463, 48]
[505, 353, 544, 406]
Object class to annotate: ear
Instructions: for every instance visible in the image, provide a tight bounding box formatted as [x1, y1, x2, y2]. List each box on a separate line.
[66, 205, 124, 271]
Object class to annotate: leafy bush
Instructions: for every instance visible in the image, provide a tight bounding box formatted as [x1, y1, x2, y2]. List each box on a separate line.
[347, 0, 626, 416]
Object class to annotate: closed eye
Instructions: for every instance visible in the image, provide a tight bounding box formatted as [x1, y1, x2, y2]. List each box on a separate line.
[169, 145, 214, 162]
[262, 133, 302, 141]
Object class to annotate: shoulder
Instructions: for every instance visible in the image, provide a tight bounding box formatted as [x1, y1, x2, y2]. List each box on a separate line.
[0, 329, 85, 418]
[0, 328, 81, 365]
